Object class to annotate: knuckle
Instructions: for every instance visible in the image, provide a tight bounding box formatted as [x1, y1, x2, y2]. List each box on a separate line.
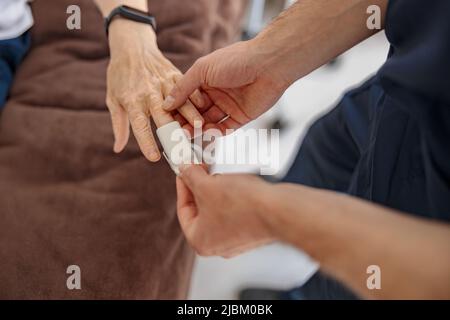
[151, 107, 167, 119]
[148, 74, 159, 84]
[137, 89, 153, 101]
[121, 91, 151, 108]
[106, 95, 118, 109]
[171, 73, 182, 82]
[149, 94, 163, 107]
[169, 81, 180, 96]
[105, 96, 113, 107]
[143, 91, 162, 108]
[128, 108, 142, 119]
[195, 56, 206, 67]
[119, 94, 135, 108]
[130, 113, 149, 133]
[151, 80, 164, 93]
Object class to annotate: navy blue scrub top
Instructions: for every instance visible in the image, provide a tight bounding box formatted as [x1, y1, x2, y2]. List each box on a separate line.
[344, 0, 450, 220]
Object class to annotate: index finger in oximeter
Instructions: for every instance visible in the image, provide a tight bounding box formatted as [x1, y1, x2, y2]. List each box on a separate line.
[156, 121, 200, 175]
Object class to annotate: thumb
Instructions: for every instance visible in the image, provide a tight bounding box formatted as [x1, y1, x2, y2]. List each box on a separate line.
[163, 60, 204, 111]
[179, 164, 209, 193]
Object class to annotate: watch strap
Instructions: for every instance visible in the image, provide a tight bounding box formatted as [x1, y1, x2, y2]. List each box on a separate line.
[105, 5, 156, 36]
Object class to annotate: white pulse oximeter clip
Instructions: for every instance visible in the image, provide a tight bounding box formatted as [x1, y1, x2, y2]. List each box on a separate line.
[156, 121, 200, 175]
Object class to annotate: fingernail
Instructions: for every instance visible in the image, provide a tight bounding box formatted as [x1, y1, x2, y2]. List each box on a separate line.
[163, 96, 175, 110]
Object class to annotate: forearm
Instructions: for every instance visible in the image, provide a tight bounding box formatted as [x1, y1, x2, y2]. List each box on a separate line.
[264, 184, 450, 299]
[251, 0, 388, 86]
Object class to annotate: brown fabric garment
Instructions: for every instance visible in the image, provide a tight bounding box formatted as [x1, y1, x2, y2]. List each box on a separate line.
[0, 0, 246, 299]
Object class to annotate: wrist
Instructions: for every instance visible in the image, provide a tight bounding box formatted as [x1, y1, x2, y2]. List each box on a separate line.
[260, 183, 319, 244]
[251, 181, 291, 241]
[249, 34, 300, 88]
[108, 18, 159, 59]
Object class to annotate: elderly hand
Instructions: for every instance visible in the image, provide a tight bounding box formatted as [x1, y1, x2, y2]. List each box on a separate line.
[162, 40, 290, 133]
[106, 20, 204, 161]
[176, 164, 277, 258]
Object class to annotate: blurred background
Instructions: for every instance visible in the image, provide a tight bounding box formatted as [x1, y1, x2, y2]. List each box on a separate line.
[189, 0, 390, 299]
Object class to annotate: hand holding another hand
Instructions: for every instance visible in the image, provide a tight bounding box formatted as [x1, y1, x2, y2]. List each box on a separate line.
[106, 20, 204, 162]
[176, 165, 278, 258]
[163, 40, 291, 133]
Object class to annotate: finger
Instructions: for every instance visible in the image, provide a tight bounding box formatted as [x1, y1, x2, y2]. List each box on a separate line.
[179, 164, 209, 193]
[204, 88, 251, 125]
[151, 105, 175, 128]
[174, 113, 187, 126]
[174, 112, 196, 139]
[218, 117, 241, 132]
[178, 100, 204, 128]
[203, 117, 240, 135]
[176, 177, 198, 232]
[106, 98, 130, 153]
[189, 89, 206, 110]
[172, 74, 206, 111]
[203, 105, 227, 123]
[128, 110, 161, 162]
[147, 86, 174, 128]
[204, 123, 222, 133]
[163, 59, 205, 111]
[200, 90, 214, 110]
[163, 78, 204, 128]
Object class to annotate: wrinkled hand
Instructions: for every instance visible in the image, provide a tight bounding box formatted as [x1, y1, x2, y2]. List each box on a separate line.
[176, 165, 276, 258]
[163, 40, 290, 133]
[106, 20, 204, 161]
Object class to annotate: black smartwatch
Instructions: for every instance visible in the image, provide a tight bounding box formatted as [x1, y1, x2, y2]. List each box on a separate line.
[104, 5, 156, 36]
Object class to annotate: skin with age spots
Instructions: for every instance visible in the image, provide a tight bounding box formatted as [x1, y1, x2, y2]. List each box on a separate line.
[95, 0, 204, 162]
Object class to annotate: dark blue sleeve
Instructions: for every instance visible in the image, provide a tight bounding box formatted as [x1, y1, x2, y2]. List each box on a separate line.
[0, 31, 31, 108]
